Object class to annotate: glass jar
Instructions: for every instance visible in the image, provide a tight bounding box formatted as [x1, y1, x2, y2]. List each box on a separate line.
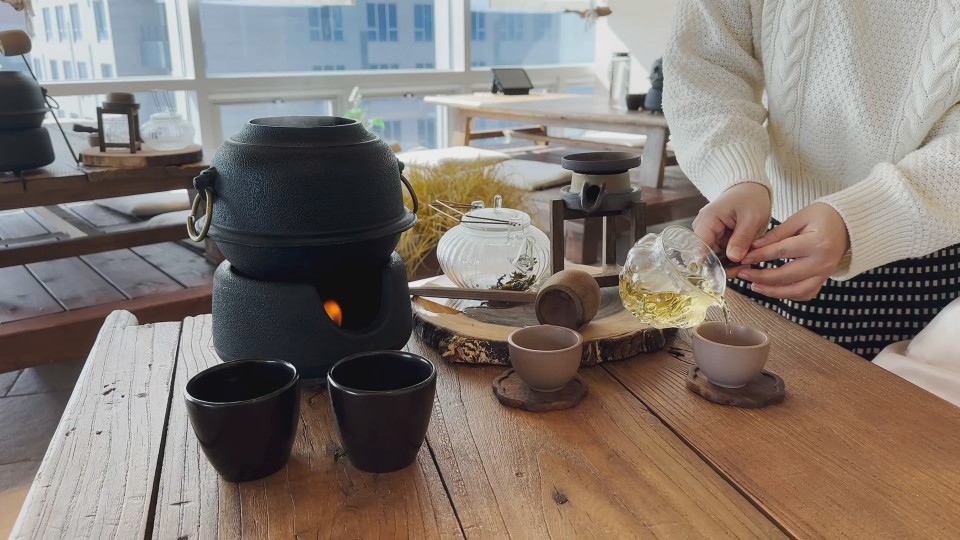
[437, 196, 550, 291]
[619, 226, 726, 329]
[141, 112, 196, 151]
[608, 52, 631, 110]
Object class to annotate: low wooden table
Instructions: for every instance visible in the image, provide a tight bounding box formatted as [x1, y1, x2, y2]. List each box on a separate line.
[12, 292, 960, 538]
[0, 126, 205, 268]
[425, 93, 671, 187]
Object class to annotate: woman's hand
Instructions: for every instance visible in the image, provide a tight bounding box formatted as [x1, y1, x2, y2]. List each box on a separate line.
[692, 182, 771, 278]
[738, 203, 850, 301]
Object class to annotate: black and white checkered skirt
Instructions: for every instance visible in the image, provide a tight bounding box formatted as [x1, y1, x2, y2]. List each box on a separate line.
[730, 239, 960, 360]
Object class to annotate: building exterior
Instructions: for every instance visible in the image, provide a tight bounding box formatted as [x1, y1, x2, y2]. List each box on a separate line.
[6, 0, 593, 148]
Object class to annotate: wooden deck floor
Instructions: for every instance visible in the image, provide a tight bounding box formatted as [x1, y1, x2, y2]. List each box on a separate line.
[0, 206, 214, 372]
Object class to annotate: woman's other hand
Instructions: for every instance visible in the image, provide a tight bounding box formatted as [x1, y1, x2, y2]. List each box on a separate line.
[738, 203, 850, 301]
[692, 182, 771, 277]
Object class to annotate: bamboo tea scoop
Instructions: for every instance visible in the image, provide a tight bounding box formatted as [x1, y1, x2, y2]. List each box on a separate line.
[535, 269, 601, 330]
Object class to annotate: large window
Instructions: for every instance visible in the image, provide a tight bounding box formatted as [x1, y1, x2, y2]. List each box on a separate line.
[28, 0, 181, 81]
[8, 0, 594, 152]
[470, 1, 595, 66]
[219, 99, 334, 141]
[200, 1, 434, 74]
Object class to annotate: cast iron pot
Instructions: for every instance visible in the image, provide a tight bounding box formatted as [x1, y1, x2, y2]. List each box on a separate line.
[0, 71, 48, 130]
[188, 116, 418, 281]
[0, 127, 54, 173]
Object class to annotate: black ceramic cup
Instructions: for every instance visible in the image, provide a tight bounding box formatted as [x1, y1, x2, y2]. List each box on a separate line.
[184, 358, 300, 482]
[327, 351, 437, 473]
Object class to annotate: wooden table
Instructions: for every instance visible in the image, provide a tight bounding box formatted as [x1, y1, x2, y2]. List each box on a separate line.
[425, 93, 671, 187]
[0, 126, 205, 268]
[12, 292, 960, 539]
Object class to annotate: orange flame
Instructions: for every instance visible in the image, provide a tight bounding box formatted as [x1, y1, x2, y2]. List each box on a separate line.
[323, 300, 343, 327]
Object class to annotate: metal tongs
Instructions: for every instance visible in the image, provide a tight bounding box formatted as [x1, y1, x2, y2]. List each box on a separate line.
[429, 195, 522, 227]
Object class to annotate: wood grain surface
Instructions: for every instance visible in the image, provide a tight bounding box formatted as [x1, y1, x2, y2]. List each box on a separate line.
[82, 248, 184, 298]
[410, 336, 785, 539]
[0, 286, 211, 373]
[26, 257, 126, 310]
[605, 291, 960, 538]
[153, 315, 462, 540]
[0, 265, 63, 322]
[10, 311, 180, 540]
[80, 144, 203, 168]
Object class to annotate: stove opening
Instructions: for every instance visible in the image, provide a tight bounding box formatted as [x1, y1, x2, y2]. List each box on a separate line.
[315, 266, 384, 331]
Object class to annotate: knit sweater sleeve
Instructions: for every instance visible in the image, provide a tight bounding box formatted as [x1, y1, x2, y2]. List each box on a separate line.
[819, 103, 960, 280]
[662, 0, 770, 202]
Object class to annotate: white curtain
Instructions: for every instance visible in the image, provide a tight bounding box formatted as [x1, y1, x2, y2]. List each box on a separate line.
[486, 1, 592, 11]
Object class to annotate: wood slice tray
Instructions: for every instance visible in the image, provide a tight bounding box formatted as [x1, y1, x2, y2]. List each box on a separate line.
[412, 277, 668, 365]
[80, 144, 202, 168]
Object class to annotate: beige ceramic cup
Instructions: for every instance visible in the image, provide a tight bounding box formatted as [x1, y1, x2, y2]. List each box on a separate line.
[507, 325, 584, 392]
[692, 322, 770, 388]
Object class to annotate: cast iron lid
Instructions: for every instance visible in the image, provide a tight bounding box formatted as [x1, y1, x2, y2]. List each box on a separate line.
[561, 152, 641, 174]
[204, 115, 417, 246]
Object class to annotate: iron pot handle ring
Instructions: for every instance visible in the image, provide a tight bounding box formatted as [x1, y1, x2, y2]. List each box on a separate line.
[400, 174, 419, 214]
[187, 188, 214, 242]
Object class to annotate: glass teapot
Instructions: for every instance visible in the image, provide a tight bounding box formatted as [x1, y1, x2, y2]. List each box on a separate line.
[436, 196, 550, 291]
[619, 226, 726, 329]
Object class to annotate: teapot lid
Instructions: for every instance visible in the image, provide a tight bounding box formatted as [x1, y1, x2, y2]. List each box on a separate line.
[463, 195, 530, 232]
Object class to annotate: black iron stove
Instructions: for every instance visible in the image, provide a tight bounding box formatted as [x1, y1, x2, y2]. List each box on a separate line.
[190, 116, 419, 379]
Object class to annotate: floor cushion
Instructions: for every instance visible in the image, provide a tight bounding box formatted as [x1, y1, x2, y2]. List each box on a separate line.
[397, 146, 512, 168]
[95, 189, 190, 218]
[493, 159, 572, 191]
[145, 209, 191, 227]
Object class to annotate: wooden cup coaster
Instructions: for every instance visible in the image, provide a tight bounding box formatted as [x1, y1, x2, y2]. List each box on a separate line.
[686, 366, 785, 409]
[492, 369, 588, 412]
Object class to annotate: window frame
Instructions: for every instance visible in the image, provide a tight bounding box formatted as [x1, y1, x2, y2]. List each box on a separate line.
[38, 0, 595, 153]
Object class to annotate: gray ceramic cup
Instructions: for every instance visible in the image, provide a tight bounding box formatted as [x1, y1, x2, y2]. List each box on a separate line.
[507, 325, 583, 392]
[693, 322, 770, 388]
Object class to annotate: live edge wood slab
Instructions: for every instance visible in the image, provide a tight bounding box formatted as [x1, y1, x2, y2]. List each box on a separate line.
[12, 290, 960, 539]
[413, 285, 667, 365]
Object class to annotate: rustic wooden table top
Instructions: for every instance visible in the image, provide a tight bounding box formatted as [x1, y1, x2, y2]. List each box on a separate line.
[0, 126, 204, 212]
[11, 291, 960, 539]
[426, 93, 670, 129]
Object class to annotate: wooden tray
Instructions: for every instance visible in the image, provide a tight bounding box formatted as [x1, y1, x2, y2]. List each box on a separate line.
[80, 144, 202, 168]
[412, 277, 667, 365]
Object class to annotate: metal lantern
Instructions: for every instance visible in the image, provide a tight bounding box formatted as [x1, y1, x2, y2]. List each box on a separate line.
[96, 92, 142, 153]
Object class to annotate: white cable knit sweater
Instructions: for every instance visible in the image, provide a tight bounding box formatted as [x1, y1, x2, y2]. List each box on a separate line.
[663, 0, 960, 279]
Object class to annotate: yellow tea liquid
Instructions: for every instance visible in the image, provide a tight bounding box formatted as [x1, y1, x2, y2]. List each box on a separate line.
[619, 276, 722, 329]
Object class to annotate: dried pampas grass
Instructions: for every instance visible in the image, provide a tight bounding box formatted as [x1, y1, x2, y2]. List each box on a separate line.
[399, 161, 532, 280]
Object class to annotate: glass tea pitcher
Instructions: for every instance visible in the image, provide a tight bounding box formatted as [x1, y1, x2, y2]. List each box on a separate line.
[619, 226, 726, 329]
